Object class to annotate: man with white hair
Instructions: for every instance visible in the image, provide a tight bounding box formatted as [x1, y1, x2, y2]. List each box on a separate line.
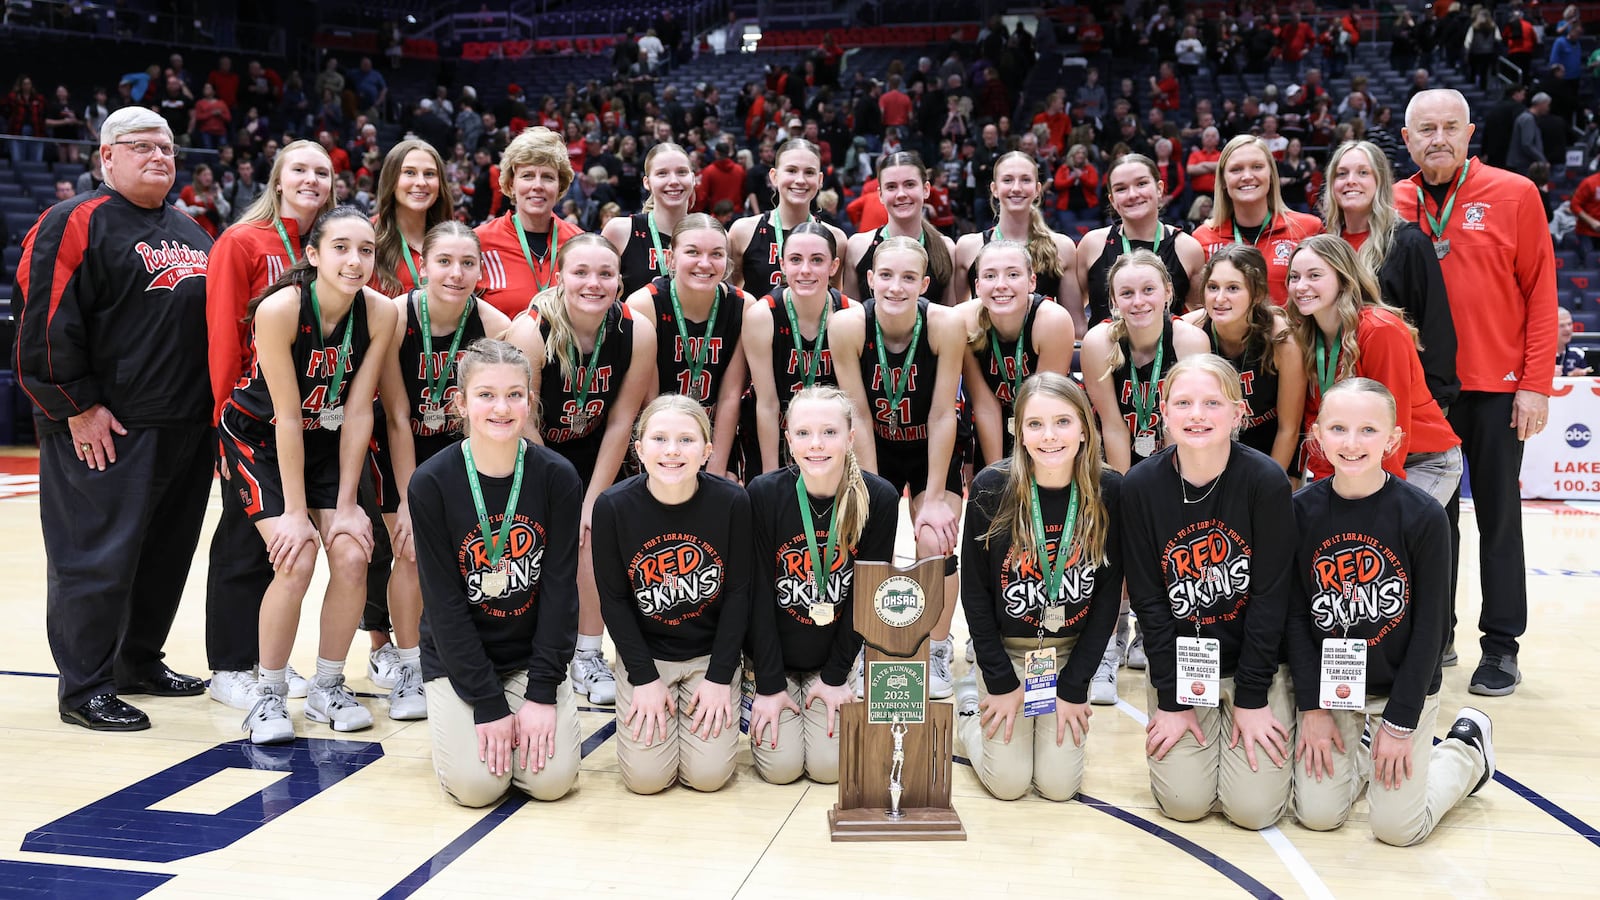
[1394, 89, 1557, 697]
[14, 107, 215, 730]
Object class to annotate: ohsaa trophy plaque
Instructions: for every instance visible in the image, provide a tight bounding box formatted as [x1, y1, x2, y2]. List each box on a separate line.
[828, 557, 965, 841]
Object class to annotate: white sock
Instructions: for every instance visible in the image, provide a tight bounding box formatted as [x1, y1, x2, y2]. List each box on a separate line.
[396, 645, 421, 668]
[576, 633, 603, 656]
[258, 666, 288, 688]
[315, 656, 344, 682]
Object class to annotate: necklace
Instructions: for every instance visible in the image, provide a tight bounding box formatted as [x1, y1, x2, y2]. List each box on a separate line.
[1177, 459, 1224, 505]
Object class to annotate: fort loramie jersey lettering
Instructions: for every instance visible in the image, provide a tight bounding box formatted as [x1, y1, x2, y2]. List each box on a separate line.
[646, 276, 745, 405]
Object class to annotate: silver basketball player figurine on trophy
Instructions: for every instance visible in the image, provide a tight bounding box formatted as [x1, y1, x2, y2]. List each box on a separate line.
[887, 716, 907, 819]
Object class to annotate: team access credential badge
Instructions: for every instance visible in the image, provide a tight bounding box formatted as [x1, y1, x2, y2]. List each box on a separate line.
[873, 574, 926, 628]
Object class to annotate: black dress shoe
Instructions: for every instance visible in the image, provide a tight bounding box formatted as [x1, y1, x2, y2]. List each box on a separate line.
[60, 694, 151, 731]
[118, 666, 206, 697]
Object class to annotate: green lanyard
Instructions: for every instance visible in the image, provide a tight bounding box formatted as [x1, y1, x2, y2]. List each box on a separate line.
[794, 472, 840, 607]
[771, 210, 789, 259]
[987, 323, 1027, 400]
[309, 283, 356, 408]
[569, 314, 609, 409]
[1232, 212, 1272, 245]
[1119, 223, 1164, 256]
[417, 290, 474, 406]
[513, 219, 562, 294]
[1415, 159, 1471, 241]
[273, 218, 298, 264]
[1128, 336, 1163, 435]
[872, 307, 923, 420]
[670, 280, 722, 391]
[462, 439, 526, 569]
[1315, 328, 1343, 399]
[1028, 480, 1080, 604]
[646, 212, 670, 277]
[783, 289, 830, 388]
[878, 224, 926, 246]
[400, 234, 426, 289]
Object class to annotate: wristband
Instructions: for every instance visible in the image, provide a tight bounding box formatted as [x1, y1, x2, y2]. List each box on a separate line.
[1380, 719, 1414, 739]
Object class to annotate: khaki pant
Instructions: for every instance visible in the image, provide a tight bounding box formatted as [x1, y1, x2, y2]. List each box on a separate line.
[1145, 665, 1296, 830]
[1294, 693, 1485, 846]
[748, 670, 841, 785]
[958, 636, 1086, 801]
[614, 654, 741, 794]
[425, 673, 581, 808]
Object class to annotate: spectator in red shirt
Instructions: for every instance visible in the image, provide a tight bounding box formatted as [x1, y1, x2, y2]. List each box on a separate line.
[1031, 89, 1071, 156]
[696, 138, 746, 212]
[1570, 170, 1600, 267]
[845, 176, 887, 231]
[928, 170, 956, 236]
[318, 129, 350, 173]
[191, 83, 231, 151]
[1148, 62, 1181, 113]
[207, 56, 239, 111]
[1279, 11, 1317, 78]
[878, 74, 914, 130]
[7, 74, 47, 162]
[1052, 143, 1100, 230]
[177, 163, 228, 238]
[1186, 125, 1222, 197]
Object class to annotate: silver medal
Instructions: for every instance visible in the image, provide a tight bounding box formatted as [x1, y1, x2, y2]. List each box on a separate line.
[1433, 239, 1450, 260]
[319, 405, 345, 430]
[422, 408, 447, 432]
[1133, 431, 1156, 458]
[480, 571, 509, 598]
[570, 411, 590, 434]
[1042, 604, 1066, 632]
[810, 602, 836, 626]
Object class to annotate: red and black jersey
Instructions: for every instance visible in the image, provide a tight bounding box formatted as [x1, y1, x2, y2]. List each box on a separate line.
[14, 186, 213, 435]
[617, 211, 669, 298]
[859, 297, 939, 446]
[1111, 317, 1179, 465]
[646, 275, 745, 406]
[395, 290, 492, 463]
[223, 282, 378, 433]
[758, 287, 853, 405]
[1209, 327, 1281, 460]
[741, 209, 813, 294]
[857, 226, 951, 306]
[532, 301, 638, 448]
[973, 294, 1044, 421]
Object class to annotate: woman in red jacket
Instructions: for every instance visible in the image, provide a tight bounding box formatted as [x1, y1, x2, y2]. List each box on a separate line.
[1052, 144, 1100, 232]
[1285, 235, 1460, 504]
[1192, 135, 1323, 306]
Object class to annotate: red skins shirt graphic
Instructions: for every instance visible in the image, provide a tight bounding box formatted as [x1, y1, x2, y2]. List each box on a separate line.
[629, 533, 726, 625]
[1307, 532, 1409, 638]
[459, 517, 547, 613]
[1162, 519, 1252, 623]
[772, 529, 852, 626]
[999, 532, 1098, 631]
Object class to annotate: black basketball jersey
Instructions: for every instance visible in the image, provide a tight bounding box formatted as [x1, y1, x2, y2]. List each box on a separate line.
[741, 210, 811, 295]
[760, 288, 854, 406]
[974, 295, 1045, 416]
[1111, 317, 1179, 464]
[619, 212, 670, 299]
[1209, 326, 1281, 458]
[225, 281, 375, 432]
[1085, 223, 1191, 327]
[536, 301, 638, 446]
[647, 276, 745, 407]
[395, 290, 490, 463]
[855, 226, 951, 306]
[965, 226, 1061, 305]
[859, 298, 939, 445]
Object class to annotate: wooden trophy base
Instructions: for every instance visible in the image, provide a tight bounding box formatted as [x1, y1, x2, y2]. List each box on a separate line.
[827, 804, 966, 842]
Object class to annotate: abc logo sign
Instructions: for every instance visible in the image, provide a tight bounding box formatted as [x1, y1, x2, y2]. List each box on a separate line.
[1566, 423, 1592, 449]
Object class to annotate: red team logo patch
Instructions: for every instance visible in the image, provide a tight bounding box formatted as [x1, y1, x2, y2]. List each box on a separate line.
[459, 519, 546, 613]
[630, 534, 725, 624]
[135, 240, 207, 291]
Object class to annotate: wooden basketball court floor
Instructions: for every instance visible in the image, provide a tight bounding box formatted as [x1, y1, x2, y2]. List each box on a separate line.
[1, 452, 1597, 899]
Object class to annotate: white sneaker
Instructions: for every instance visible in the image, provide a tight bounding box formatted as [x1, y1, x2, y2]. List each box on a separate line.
[242, 682, 294, 744]
[928, 638, 954, 700]
[964, 638, 975, 664]
[286, 665, 309, 699]
[570, 651, 617, 705]
[1089, 651, 1119, 705]
[367, 643, 404, 690]
[209, 669, 257, 710]
[387, 664, 428, 721]
[954, 671, 980, 717]
[305, 674, 374, 732]
[1126, 632, 1147, 670]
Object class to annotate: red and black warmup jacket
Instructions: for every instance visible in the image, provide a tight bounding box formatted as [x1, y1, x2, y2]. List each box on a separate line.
[14, 186, 213, 434]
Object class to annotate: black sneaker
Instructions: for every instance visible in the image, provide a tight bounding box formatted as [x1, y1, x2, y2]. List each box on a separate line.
[1468, 654, 1521, 696]
[1441, 640, 1458, 668]
[1446, 707, 1496, 795]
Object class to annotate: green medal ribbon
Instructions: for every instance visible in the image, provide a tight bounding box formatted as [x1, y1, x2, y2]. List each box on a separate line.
[669, 280, 722, 392]
[1315, 327, 1343, 399]
[569, 314, 609, 411]
[273, 218, 299, 265]
[417, 290, 474, 407]
[783, 289, 830, 388]
[878, 224, 927, 246]
[1128, 336, 1164, 436]
[513, 219, 562, 294]
[1028, 480, 1080, 604]
[646, 213, 670, 277]
[1232, 212, 1272, 246]
[771, 209, 788, 259]
[794, 472, 841, 609]
[872, 306, 923, 422]
[1119, 223, 1164, 256]
[462, 439, 526, 570]
[400, 234, 427, 289]
[987, 324, 1027, 401]
[1415, 159, 1472, 241]
[309, 283, 356, 408]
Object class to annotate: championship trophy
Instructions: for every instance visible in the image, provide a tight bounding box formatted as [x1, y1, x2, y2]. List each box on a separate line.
[828, 558, 965, 841]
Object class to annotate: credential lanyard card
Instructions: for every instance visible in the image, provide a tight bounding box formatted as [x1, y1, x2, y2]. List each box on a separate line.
[1176, 636, 1220, 708]
[1318, 638, 1367, 711]
[1023, 648, 1057, 718]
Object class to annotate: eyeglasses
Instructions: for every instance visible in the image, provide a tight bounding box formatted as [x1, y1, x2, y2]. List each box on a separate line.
[111, 140, 178, 158]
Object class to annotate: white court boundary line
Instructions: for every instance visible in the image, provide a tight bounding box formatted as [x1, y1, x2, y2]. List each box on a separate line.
[1114, 698, 1335, 900]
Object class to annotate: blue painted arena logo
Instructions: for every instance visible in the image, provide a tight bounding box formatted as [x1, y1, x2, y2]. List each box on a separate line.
[1565, 424, 1592, 448]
